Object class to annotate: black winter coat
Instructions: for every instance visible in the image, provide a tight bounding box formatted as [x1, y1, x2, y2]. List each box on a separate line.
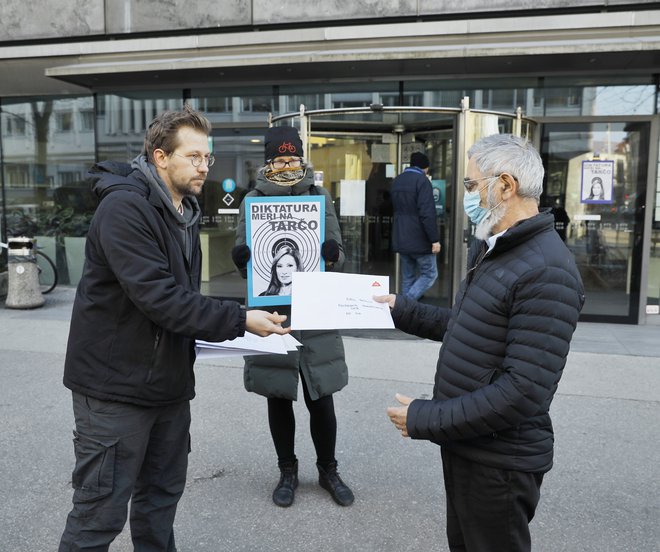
[234, 169, 348, 401]
[393, 212, 585, 472]
[391, 167, 439, 254]
[63, 161, 246, 406]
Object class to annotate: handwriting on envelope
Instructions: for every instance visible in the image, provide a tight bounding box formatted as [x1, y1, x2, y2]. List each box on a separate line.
[291, 272, 394, 330]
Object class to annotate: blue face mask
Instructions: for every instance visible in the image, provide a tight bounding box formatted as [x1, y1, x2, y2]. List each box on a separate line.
[463, 190, 489, 225]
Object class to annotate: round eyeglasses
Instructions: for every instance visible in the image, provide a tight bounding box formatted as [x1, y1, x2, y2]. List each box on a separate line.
[173, 153, 215, 167]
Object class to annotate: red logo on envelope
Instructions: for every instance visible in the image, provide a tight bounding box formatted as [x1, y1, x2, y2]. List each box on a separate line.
[371, 281, 381, 287]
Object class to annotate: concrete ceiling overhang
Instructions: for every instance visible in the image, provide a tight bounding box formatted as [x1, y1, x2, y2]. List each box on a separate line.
[2, 10, 659, 95]
[43, 50, 660, 91]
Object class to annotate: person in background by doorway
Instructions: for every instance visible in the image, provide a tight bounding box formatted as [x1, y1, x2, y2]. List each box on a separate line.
[391, 151, 441, 300]
[550, 197, 570, 242]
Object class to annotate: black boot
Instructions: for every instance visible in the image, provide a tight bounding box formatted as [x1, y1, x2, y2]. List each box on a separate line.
[317, 461, 354, 506]
[272, 460, 298, 507]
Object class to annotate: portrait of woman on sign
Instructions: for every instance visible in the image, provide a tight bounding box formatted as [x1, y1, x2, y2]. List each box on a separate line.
[260, 245, 303, 297]
[581, 160, 614, 204]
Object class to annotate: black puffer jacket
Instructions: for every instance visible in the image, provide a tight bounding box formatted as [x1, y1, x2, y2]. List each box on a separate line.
[393, 212, 585, 472]
[63, 160, 246, 406]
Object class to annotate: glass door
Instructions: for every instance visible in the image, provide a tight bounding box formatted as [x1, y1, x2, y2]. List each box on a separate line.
[306, 111, 457, 306]
[308, 130, 393, 278]
[540, 121, 650, 323]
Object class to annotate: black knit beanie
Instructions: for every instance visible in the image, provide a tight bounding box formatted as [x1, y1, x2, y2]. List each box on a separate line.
[410, 152, 430, 169]
[264, 126, 303, 162]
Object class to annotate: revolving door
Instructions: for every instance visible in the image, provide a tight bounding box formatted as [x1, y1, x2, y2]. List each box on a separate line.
[271, 100, 536, 305]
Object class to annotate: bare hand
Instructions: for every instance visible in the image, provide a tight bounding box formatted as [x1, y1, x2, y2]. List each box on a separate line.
[373, 294, 396, 310]
[386, 393, 413, 437]
[431, 242, 441, 254]
[245, 310, 290, 337]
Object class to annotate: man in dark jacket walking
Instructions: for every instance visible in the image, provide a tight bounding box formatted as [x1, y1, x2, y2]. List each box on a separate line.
[376, 134, 585, 552]
[59, 105, 288, 551]
[391, 151, 441, 299]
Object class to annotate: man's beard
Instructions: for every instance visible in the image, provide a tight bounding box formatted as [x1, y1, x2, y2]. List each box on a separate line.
[474, 189, 506, 241]
[172, 177, 204, 197]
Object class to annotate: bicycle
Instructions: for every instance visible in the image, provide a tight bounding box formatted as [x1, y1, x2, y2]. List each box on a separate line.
[1, 240, 58, 294]
[35, 248, 58, 294]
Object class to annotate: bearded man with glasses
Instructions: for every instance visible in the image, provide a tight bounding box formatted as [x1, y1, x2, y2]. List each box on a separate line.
[59, 104, 288, 551]
[376, 134, 585, 552]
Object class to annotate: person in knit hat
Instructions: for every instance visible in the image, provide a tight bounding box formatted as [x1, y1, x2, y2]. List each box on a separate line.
[262, 126, 307, 187]
[231, 125, 355, 509]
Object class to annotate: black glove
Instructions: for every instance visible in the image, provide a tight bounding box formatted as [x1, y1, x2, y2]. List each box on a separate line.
[321, 239, 340, 263]
[231, 244, 251, 269]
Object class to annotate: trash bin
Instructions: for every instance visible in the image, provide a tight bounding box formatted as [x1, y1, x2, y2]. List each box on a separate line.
[5, 236, 45, 309]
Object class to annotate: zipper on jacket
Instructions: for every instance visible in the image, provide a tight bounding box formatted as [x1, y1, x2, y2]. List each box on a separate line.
[146, 329, 162, 383]
[436, 242, 489, 372]
[465, 244, 489, 285]
[450, 244, 489, 319]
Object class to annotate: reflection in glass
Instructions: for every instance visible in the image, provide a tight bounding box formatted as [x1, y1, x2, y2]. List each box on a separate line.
[1, 96, 97, 284]
[541, 122, 649, 321]
[647, 138, 660, 314]
[96, 92, 182, 162]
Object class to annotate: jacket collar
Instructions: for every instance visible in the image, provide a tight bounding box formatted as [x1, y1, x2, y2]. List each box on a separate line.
[486, 210, 555, 256]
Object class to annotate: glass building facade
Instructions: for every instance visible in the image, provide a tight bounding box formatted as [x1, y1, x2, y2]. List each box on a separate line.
[1, 76, 659, 323]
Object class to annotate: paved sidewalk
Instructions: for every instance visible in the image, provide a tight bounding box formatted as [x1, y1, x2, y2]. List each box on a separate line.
[1, 288, 659, 551]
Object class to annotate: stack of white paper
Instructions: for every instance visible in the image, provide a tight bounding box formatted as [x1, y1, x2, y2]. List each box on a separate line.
[196, 333, 301, 359]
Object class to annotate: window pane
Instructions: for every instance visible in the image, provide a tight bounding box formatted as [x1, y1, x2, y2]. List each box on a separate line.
[190, 86, 274, 123]
[542, 79, 655, 116]
[1, 96, 96, 284]
[648, 137, 660, 316]
[96, 91, 182, 162]
[278, 82, 400, 114]
[541, 122, 650, 321]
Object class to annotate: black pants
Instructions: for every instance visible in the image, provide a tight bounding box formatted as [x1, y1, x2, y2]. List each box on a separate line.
[267, 373, 337, 468]
[441, 448, 544, 552]
[59, 392, 191, 552]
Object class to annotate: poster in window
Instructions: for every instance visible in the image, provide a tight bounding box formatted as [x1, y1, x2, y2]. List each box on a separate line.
[245, 196, 325, 307]
[581, 160, 614, 204]
[431, 179, 446, 219]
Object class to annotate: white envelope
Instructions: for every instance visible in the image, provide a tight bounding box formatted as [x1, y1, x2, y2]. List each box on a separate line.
[291, 272, 394, 330]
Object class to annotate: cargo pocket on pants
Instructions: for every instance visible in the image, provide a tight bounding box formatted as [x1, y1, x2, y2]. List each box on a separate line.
[71, 430, 119, 503]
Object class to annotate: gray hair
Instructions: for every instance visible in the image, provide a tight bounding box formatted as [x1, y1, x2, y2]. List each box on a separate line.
[467, 134, 544, 201]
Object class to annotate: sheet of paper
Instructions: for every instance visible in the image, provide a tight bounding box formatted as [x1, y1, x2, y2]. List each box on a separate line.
[195, 348, 272, 360]
[195, 332, 300, 359]
[290, 272, 394, 330]
[282, 333, 303, 351]
[339, 179, 366, 216]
